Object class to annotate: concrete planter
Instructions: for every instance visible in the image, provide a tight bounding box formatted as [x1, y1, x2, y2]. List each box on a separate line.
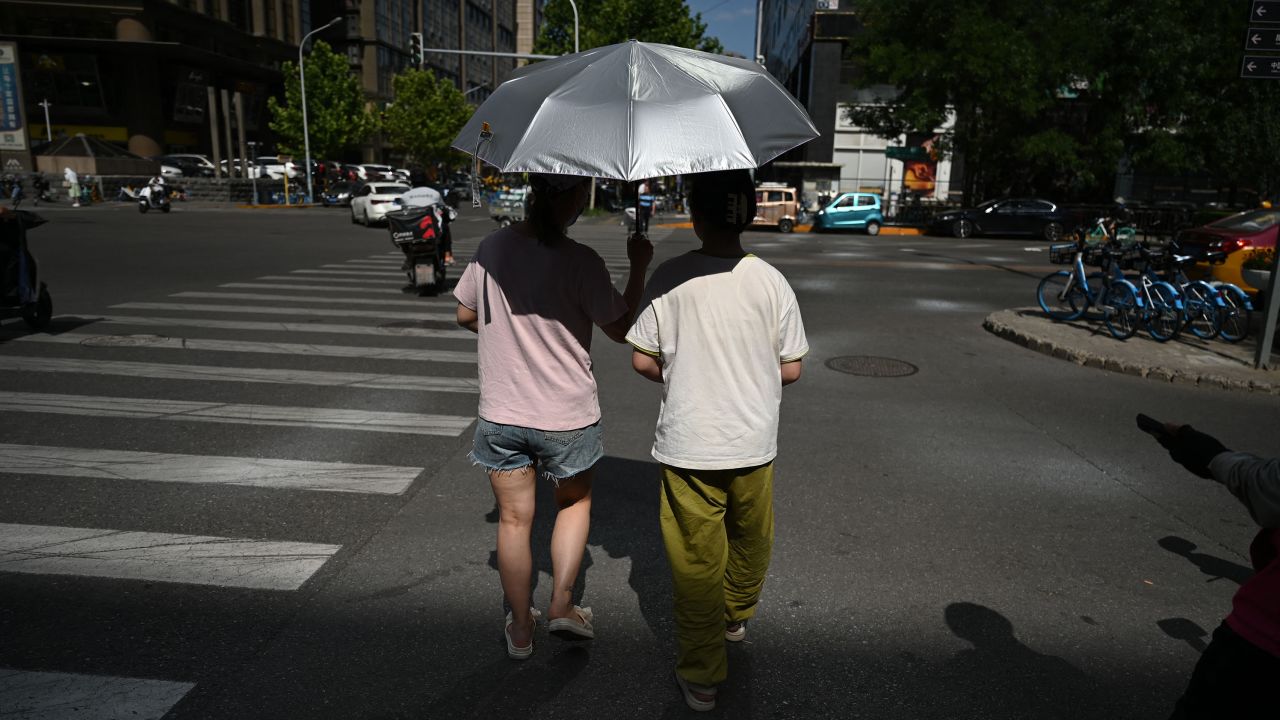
[1242, 268, 1271, 292]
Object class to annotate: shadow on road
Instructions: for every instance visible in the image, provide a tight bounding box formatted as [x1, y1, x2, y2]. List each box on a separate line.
[1157, 535, 1253, 585]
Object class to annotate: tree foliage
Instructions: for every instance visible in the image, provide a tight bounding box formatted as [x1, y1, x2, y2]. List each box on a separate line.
[534, 0, 723, 56]
[268, 40, 377, 159]
[847, 0, 1280, 202]
[384, 69, 474, 166]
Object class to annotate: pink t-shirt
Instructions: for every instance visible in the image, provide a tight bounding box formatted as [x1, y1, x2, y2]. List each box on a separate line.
[454, 226, 628, 431]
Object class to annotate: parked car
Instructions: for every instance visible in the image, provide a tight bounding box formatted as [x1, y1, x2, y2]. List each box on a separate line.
[160, 154, 216, 178]
[350, 182, 411, 226]
[447, 178, 473, 202]
[255, 156, 298, 180]
[752, 183, 801, 233]
[322, 181, 357, 207]
[1177, 208, 1280, 294]
[151, 159, 183, 178]
[811, 192, 884, 235]
[354, 164, 395, 182]
[930, 198, 1070, 241]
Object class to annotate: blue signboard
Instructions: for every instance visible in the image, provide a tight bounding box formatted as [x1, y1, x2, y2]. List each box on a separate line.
[0, 42, 26, 150]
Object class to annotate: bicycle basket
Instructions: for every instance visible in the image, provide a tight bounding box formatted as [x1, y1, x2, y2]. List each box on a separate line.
[1048, 243, 1077, 264]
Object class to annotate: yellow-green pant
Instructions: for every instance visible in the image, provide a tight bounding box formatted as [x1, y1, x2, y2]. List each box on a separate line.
[660, 462, 774, 686]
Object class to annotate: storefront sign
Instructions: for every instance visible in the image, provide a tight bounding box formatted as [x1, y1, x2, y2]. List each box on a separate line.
[0, 43, 27, 151]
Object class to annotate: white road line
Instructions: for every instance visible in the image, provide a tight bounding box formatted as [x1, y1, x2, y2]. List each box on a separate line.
[255, 275, 404, 285]
[0, 356, 479, 393]
[320, 264, 401, 271]
[173, 291, 446, 308]
[223, 282, 415, 294]
[0, 523, 341, 590]
[0, 391, 475, 436]
[0, 668, 194, 720]
[54, 315, 475, 340]
[111, 302, 455, 322]
[0, 443, 420, 495]
[290, 269, 396, 277]
[12, 333, 477, 363]
[342, 259, 403, 265]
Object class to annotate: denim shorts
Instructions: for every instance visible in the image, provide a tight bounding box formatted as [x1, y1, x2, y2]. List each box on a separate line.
[469, 418, 604, 483]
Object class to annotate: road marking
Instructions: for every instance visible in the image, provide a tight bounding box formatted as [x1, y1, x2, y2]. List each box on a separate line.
[0, 392, 474, 436]
[111, 302, 455, 322]
[11, 333, 477, 363]
[320, 264, 401, 272]
[290, 269, 396, 277]
[332, 263, 403, 270]
[0, 356, 479, 393]
[172, 291, 447, 308]
[255, 275, 410, 286]
[48, 315, 475, 340]
[223, 282, 416, 294]
[0, 668, 195, 720]
[0, 523, 341, 590]
[0, 443, 420, 494]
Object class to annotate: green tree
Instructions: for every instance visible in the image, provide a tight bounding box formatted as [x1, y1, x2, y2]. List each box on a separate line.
[384, 68, 474, 166]
[268, 40, 377, 159]
[534, 0, 723, 56]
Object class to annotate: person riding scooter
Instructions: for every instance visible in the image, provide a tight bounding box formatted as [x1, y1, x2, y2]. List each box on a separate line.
[138, 174, 171, 213]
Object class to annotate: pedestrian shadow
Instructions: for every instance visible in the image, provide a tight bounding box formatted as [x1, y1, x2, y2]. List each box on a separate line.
[0, 314, 102, 342]
[1158, 535, 1253, 585]
[938, 602, 1096, 719]
[1157, 617, 1209, 654]
[421, 645, 591, 716]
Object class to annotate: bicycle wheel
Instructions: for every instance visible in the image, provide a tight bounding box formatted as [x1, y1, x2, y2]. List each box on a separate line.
[1037, 271, 1087, 321]
[1103, 281, 1140, 340]
[1217, 284, 1253, 343]
[1144, 281, 1183, 342]
[1180, 281, 1220, 340]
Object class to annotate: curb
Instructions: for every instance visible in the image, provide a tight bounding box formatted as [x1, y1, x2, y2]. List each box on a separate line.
[983, 308, 1280, 394]
[654, 221, 924, 235]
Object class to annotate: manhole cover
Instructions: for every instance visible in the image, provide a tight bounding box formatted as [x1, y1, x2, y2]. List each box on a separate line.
[80, 334, 171, 348]
[825, 355, 918, 377]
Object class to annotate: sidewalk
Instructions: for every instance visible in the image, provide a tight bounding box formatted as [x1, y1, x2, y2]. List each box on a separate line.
[985, 307, 1280, 393]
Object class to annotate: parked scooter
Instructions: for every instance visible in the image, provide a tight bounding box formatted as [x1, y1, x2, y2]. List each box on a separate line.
[138, 179, 171, 214]
[0, 209, 53, 329]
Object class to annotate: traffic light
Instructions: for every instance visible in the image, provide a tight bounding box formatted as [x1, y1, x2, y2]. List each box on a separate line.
[410, 32, 424, 66]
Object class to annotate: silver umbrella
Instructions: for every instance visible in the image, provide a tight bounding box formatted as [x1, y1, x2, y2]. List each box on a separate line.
[451, 40, 818, 181]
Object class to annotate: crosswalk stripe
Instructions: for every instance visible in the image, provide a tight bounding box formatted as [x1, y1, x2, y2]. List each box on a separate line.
[0, 668, 195, 720]
[0, 522, 341, 590]
[172, 291, 449, 308]
[0, 356, 480, 393]
[11, 333, 478, 363]
[0, 443, 421, 494]
[320, 264, 401, 272]
[0, 391, 475, 436]
[223, 282, 412, 294]
[111, 302, 455, 322]
[342, 259, 403, 265]
[255, 275, 410, 285]
[55, 315, 476, 340]
[290, 269, 395, 277]
[333, 264, 402, 269]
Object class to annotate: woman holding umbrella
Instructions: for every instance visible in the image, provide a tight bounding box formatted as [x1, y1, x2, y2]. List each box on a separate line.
[454, 172, 653, 659]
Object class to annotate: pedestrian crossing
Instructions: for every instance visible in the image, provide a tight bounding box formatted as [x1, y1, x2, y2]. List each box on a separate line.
[0, 225, 645, 718]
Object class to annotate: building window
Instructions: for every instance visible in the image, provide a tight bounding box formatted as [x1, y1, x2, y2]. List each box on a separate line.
[21, 52, 106, 112]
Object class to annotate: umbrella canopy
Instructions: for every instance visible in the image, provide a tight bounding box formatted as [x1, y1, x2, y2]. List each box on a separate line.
[451, 40, 818, 181]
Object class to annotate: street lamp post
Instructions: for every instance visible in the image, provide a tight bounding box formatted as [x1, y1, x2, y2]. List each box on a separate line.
[567, 0, 579, 53]
[300, 17, 342, 204]
[37, 99, 52, 143]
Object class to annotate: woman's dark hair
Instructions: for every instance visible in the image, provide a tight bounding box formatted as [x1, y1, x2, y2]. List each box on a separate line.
[526, 174, 587, 246]
[688, 170, 757, 234]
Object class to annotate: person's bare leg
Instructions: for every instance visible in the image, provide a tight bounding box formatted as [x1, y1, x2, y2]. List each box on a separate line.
[547, 466, 593, 620]
[490, 466, 537, 647]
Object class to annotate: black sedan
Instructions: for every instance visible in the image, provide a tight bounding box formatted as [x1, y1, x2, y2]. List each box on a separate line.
[321, 181, 357, 207]
[929, 198, 1070, 241]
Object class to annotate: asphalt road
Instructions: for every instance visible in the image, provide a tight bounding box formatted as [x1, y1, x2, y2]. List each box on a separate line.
[0, 201, 1275, 719]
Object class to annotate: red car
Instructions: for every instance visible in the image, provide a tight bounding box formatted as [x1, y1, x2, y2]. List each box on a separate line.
[1177, 209, 1280, 293]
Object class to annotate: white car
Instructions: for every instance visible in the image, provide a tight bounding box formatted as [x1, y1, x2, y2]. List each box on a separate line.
[354, 164, 395, 182]
[350, 183, 411, 226]
[254, 156, 299, 180]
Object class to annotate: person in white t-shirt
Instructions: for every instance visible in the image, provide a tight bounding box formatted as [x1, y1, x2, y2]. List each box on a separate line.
[626, 169, 807, 712]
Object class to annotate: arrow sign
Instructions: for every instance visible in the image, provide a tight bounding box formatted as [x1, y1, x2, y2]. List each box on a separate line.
[1245, 27, 1280, 50]
[1252, 1, 1280, 22]
[1241, 54, 1280, 78]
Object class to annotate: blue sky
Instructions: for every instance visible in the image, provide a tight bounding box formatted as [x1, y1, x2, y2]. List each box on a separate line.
[687, 0, 758, 58]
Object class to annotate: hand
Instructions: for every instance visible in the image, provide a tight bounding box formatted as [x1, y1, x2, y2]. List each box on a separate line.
[1158, 425, 1230, 479]
[627, 232, 653, 268]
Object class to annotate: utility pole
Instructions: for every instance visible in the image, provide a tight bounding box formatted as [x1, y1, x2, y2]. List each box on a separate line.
[37, 99, 52, 142]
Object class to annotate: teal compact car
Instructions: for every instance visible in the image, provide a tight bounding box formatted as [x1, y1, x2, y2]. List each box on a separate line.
[812, 192, 884, 235]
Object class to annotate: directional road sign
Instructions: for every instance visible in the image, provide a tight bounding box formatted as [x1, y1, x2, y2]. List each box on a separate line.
[1241, 54, 1280, 78]
[1252, 1, 1280, 22]
[1246, 27, 1280, 50]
